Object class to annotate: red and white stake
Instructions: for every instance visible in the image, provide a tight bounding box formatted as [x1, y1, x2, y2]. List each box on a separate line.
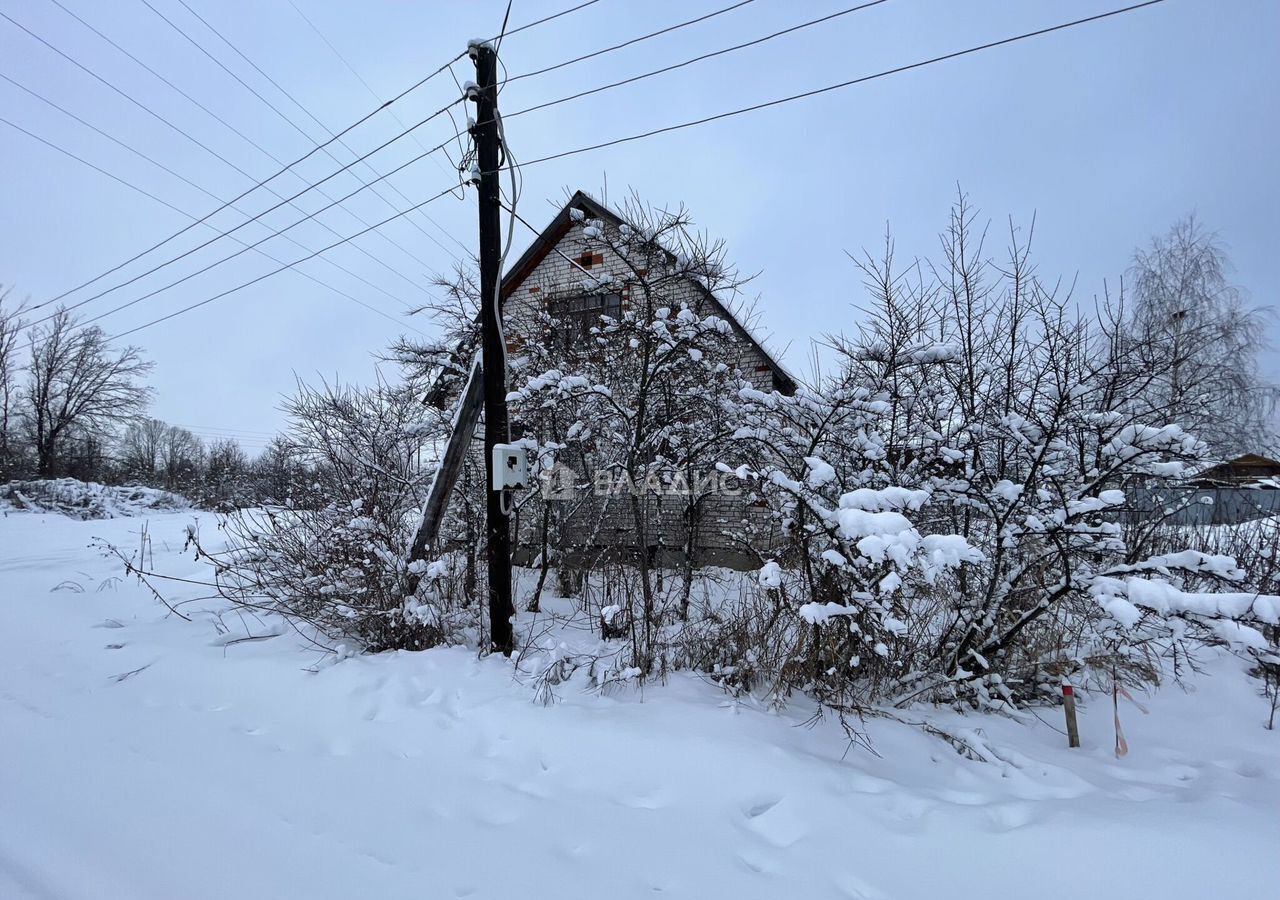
[1062, 682, 1081, 748]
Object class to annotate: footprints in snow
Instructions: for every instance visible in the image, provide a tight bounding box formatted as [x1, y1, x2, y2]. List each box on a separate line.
[744, 796, 780, 819]
[737, 795, 896, 897]
[741, 795, 808, 848]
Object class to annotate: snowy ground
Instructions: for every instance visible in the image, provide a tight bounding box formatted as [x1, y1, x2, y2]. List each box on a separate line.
[2, 509, 1277, 899]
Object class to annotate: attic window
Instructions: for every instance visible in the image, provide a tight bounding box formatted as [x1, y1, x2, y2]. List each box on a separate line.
[548, 292, 622, 349]
[577, 252, 594, 269]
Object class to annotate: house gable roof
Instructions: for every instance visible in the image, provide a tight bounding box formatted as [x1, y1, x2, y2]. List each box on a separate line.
[1194, 453, 1280, 482]
[1224, 453, 1280, 468]
[502, 190, 797, 395]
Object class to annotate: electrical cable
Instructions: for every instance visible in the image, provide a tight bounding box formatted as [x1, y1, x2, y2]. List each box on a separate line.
[1, 12, 465, 313]
[3, 7, 450, 312]
[494, 0, 515, 63]
[140, 0, 449, 282]
[497, 0, 603, 42]
[283, 0, 474, 253]
[104, 182, 459, 342]
[504, 0, 893, 122]
[0, 70, 422, 315]
[13, 0, 608, 315]
[172, 423, 277, 437]
[502, 1, 1171, 173]
[501, 0, 758, 85]
[8, 0, 1165, 347]
[160, 0, 464, 270]
[0, 116, 431, 349]
[20, 108, 469, 330]
[488, 5, 517, 517]
[42, 0, 450, 290]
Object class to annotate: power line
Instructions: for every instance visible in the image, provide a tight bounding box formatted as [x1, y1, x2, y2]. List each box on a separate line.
[43, 0, 287, 183]
[184, 431, 273, 446]
[282, 0, 475, 255]
[184, 430, 273, 438]
[136, 0, 445, 284]
[10, 0, 1162, 350]
[0, 115, 430, 343]
[0, 9, 273, 205]
[173, 423, 277, 437]
[22, 0, 607, 313]
[50, 0, 878, 321]
[506, 0, 893, 122]
[162, 424, 278, 446]
[46, 0, 462, 275]
[5, 0, 947, 330]
[493, 0, 515, 57]
[150, 0, 461, 272]
[501, 199, 604, 285]
[0, 70, 421, 317]
[502, 0, 758, 85]
[506, 0, 1171, 172]
[105, 182, 460, 342]
[0, 120, 428, 344]
[27, 119, 467, 331]
[344, 1, 894, 178]
[1, 7, 445, 310]
[364, 0, 1168, 195]
[3, 24, 464, 313]
[498, 0, 604, 41]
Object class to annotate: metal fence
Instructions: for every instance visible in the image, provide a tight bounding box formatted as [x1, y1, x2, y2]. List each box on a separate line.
[1126, 487, 1280, 526]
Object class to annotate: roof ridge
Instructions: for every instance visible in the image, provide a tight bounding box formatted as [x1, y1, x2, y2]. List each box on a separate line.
[500, 189, 796, 394]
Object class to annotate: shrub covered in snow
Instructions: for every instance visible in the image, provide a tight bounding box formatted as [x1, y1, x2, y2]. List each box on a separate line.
[696, 196, 1280, 723]
[190, 380, 475, 652]
[166, 195, 1278, 741]
[503, 196, 762, 670]
[1, 478, 189, 519]
[503, 197, 1280, 732]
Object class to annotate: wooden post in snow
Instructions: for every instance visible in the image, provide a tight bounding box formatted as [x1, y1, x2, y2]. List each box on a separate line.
[405, 358, 484, 594]
[1062, 681, 1081, 748]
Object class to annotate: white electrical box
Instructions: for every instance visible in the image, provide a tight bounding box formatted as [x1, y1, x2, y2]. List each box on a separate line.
[491, 444, 529, 491]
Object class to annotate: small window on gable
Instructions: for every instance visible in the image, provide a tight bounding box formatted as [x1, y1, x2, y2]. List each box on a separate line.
[548, 292, 623, 349]
[577, 251, 595, 269]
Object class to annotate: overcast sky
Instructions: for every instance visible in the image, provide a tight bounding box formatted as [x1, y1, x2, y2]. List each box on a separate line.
[1, 0, 1275, 454]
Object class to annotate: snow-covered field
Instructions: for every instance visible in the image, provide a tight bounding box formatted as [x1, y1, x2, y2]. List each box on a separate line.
[2, 508, 1276, 900]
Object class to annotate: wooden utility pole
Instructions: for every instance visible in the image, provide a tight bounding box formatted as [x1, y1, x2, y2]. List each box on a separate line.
[469, 40, 515, 655]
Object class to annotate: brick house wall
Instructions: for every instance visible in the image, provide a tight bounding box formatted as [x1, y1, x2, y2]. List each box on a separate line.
[451, 191, 794, 569]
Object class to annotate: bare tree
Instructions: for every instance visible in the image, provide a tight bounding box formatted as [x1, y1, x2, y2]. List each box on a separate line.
[508, 195, 757, 672]
[202, 437, 251, 507]
[119, 417, 168, 480]
[196, 378, 462, 651]
[251, 436, 310, 506]
[712, 195, 1277, 729]
[1128, 216, 1278, 454]
[22, 309, 152, 477]
[0, 287, 26, 478]
[386, 264, 482, 406]
[158, 424, 203, 491]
